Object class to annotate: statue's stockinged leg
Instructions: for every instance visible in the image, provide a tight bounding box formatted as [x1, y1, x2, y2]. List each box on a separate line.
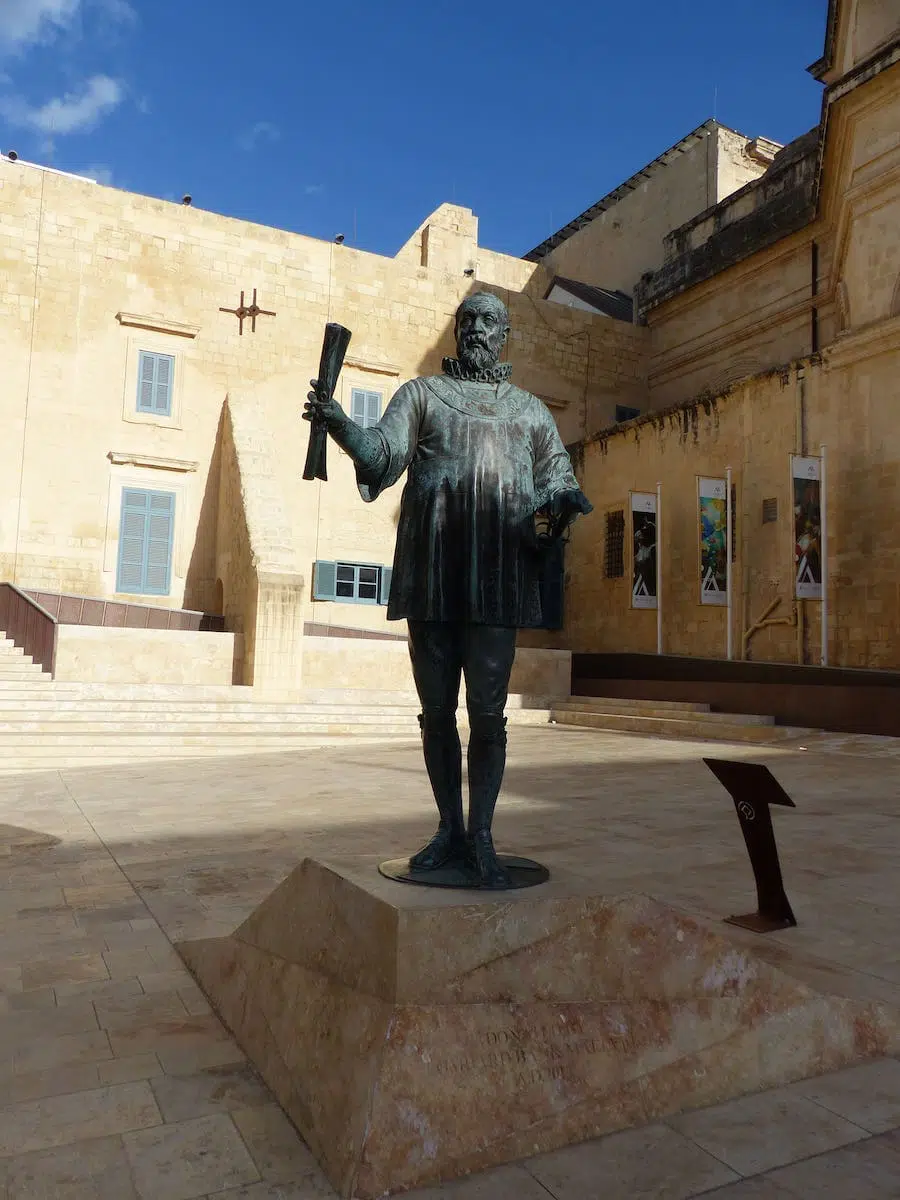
[408, 710, 465, 869]
[466, 714, 511, 888]
[407, 621, 467, 871]
[464, 624, 518, 889]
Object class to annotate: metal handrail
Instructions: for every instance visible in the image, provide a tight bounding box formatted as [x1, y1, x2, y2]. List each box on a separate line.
[0, 583, 58, 675]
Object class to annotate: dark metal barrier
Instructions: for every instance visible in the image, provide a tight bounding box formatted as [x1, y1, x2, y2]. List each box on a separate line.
[0, 583, 58, 675]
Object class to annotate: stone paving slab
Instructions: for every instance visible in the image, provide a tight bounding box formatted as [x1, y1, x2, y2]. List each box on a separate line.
[0, 726, 897, 1198]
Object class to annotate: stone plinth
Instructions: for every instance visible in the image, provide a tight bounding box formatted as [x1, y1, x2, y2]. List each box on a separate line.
[178, 858, 900, 1199]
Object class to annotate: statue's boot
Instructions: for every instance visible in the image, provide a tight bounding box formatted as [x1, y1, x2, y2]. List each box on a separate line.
[466, 714, 512, 889]
[409, 712, 466, 870]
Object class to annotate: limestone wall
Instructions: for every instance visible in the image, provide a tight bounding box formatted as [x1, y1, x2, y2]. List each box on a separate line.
[560, 320, 900, 669]
[301, 636, 571, 701]
[536, 125, 769, 301]
[53, 625, 235, 684]
[0, 163, 642, 637]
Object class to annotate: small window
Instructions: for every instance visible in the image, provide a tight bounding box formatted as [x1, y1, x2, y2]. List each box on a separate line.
[116, 488, 175, 595]
[313, 560, 391, 605]
[350, 388, 382, 429]
[137, 351, 175, 416]
[604, 510, 625, 578]
[615, 404, 641, 423]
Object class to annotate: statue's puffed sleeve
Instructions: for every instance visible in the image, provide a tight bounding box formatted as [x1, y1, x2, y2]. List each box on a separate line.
[356, 380, 424, 502]
[531, 403, 580, 511]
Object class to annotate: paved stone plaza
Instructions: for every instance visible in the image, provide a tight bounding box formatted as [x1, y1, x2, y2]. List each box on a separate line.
[1, 724, 899, 1198]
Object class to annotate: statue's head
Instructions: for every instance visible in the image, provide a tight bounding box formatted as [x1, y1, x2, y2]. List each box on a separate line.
[454, 292, 510, 374]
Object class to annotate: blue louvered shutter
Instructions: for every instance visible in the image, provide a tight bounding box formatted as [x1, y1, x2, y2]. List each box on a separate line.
[137, 354, 156, 413]
[379, 567, 392, 606]
[116, 488, 175, 595]
[136, 351, 174, 416]
[350, 388, 381, 429]
[313, 560, 337, 600]
[145, 492, 175, 594]
[350, 389, 367, 427]
[117, 489, 149, 592]
[153, 354, 173, 414]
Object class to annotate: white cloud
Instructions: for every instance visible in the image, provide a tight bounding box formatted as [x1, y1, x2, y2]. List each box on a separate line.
[237, 120, 280, 152]
[0, 73, 122, 133]
[0, 0, 80, 52]
[0, 0, 135, 52]
[304, 183, 324, 196]
[78, 161, 113, 184]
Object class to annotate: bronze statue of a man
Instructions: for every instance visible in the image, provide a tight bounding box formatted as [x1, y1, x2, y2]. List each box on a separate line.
[305, 292, 591, 887]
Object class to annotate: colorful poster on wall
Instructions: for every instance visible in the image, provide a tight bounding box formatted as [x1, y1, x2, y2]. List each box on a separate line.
[698, 477, 728, 606]
[630, 492, 657, 610]
[791, 455, 822, 600]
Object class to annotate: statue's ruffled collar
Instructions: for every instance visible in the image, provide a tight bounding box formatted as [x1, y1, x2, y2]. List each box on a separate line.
[442, 357, 512, 384]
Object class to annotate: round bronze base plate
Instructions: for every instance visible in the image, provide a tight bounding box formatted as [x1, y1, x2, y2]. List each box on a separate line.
[378, 854, 549, 891]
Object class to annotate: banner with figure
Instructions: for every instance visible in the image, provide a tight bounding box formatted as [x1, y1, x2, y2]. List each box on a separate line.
[630, 492, 657, 610]
[699, 477, 728, 606]
[791, 456, 822, 600]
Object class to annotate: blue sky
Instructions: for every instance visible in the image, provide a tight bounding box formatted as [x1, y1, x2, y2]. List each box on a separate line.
[0, 0, 828, 258]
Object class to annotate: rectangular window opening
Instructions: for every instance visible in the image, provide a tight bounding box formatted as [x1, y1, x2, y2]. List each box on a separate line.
[136, 351, 175, 417]
[615, 404, 641, 424]
[350, 388, 382, 429]
[315, 560, 385, 604]
[116, 487, 175, 596]
[605, 510, 625, 579]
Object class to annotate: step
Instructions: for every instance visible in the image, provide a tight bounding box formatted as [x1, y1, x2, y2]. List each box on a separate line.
[0, 725, 431, 746]
[0, 702, 550, 722]
[0, 717, 424, 736]
[0, 681, 252, 699]
[0, 703, 424, 720]
[562, 696, 710, 714]
[549, 710, 798, 743]
[553, 701, 773, 726]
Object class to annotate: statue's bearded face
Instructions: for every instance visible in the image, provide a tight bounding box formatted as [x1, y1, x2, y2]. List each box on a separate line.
[455, 298, 509, 373]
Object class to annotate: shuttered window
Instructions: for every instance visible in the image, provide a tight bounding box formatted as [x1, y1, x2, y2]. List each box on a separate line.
[350, 388, 382, 429]
[313, 560, 391, 605]
[116, 488, 175, 595]
[137, 351, 175, 416]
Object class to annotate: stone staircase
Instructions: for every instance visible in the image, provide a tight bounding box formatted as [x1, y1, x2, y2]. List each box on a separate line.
[0, 636, 52, 683]
[0, 634, 810, 774]
[550, 696, 811, 743]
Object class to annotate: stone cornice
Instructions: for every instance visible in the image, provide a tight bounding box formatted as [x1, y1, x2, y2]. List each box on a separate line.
[108, 451, 199, 472]
[823, 313, 900, 369]
[116, 312, 200, 339]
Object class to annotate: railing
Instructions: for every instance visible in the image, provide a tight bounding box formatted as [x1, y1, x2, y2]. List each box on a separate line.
[23, 589, 209, 631]
[0, 583, 58, 675]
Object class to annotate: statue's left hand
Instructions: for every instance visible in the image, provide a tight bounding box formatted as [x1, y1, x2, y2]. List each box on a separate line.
[547, 489, 594, 520]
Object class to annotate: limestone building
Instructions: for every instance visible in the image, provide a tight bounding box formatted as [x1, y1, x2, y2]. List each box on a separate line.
[547, 0, 900, 675]
[1, 0, 897, 690]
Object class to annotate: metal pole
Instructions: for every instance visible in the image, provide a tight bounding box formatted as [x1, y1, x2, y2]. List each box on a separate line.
[726, 467, 733, 660]
[656, 482, 662, 656]
[820, 444, 828, 666]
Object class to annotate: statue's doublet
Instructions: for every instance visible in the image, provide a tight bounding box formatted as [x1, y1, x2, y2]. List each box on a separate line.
[358, 373, 579, 627]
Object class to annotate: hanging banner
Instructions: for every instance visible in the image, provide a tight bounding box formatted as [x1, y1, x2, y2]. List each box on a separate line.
[699, 477, 728, 606]
[630, 492, 658, 610]
[791, 455, 822, 600]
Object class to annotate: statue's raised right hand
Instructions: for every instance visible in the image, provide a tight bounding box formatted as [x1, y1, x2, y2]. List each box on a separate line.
[303, 378, 346, 429]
